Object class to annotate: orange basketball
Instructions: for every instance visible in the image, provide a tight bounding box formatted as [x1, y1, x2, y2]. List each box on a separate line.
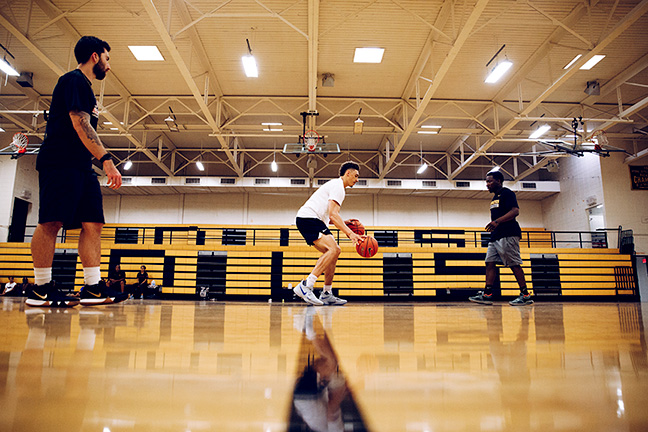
[345, 218, 365, 235]
[356, 236, 378, 258]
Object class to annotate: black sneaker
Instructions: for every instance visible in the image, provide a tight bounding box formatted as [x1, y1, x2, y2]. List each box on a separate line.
[80, 280, 129, 306]
[469, 291, 494, 305]
[26, 282, 80, 308]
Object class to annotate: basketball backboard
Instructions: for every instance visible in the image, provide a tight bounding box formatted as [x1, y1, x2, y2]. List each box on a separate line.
[283, 142, 341, 154]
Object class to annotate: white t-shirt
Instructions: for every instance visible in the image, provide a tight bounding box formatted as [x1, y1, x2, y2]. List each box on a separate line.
[296, 178, 346, 223]
[4, 282, 17, 292]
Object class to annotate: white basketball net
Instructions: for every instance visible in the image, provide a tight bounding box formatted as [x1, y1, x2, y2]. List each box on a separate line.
[304, 131, 320, 152]
[593, 130, 608, 146]
[10, 133, 28, 152]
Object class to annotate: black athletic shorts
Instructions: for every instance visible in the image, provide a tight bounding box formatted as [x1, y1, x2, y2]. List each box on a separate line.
[38, 168, 105, 230]
[296, 217, 332, 245]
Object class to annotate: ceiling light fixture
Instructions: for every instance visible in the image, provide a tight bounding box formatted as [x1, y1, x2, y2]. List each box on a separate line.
[417, 142, 427, 174]
[580, 55, 605, 70]
[529, 124, 551, 139]
[0, 43, 20, 77]
[164, 106, 179, 132]
[128, 46, 164, 61]
[354, 47, 385, 63]
[321, 73, 335, 87]
[418, 125, 442, 134]
[196, 160, 205, 171]
[354, 108, 364, 134]
[484, 44, 512, 84]
[0, 127, 5, 132]
[242, 39, 258, 77]
[261, 122, 282, 126]
[563, 54, 582, 69]
[124, 160, 133, 170]
[271, 160, 278, 172]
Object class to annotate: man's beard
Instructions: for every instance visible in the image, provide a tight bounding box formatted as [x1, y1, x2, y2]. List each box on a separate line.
[93, 62, 107, 80]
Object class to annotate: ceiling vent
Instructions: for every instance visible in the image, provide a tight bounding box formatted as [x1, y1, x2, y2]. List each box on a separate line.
[522, 182, 537, 189]
[291, 179, 306, 185]
[357, 179, 367, 186]
[422, 180, 437, 187]
[122, 177, 132, 184]
[221, 178, 235, 184]
[318, 179, 330, 185]
[255, 178, 270, 185]
[455, 181, 470, 188]
[387, 180, 402, 187]
[151, 178, 166, 184]
[185, 178, 201, 184]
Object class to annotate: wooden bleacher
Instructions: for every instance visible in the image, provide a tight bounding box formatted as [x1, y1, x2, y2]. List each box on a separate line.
[0, 224, 637, 300]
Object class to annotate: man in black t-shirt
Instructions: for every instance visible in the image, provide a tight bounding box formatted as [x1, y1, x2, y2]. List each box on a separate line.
[470, 170, 533, 306]
[107, 264, 127, 293]
[27, 36, 127, 308]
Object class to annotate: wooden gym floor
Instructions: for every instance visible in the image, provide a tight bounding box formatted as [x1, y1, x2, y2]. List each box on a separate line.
[1, 298, 647, 431]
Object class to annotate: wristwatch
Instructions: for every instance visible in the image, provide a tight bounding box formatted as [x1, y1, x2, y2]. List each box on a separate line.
[99, 153, 113, 163]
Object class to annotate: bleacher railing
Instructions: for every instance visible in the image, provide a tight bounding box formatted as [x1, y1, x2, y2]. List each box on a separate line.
[16, 225, 618, 250]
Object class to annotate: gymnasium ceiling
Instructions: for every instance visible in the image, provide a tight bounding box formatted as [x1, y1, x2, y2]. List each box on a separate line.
[1, 0, 648, 188]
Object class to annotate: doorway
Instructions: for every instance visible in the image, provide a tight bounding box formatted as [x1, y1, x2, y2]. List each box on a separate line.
[8, 198, 30, 242]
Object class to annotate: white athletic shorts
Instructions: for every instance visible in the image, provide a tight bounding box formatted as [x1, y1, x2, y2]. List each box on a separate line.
[485, 236, 523, 267]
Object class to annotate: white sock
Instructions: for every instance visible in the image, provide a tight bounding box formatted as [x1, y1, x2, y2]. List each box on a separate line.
[83, 266, 101, 286]
[34, 267, 52, 286]
[306, 274, 318, 288]
[323, 285, 332, 294]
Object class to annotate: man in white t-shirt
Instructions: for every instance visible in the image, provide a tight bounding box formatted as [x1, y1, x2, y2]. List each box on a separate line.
[293, 162, 364, 305]
[2, 276, 19, 296]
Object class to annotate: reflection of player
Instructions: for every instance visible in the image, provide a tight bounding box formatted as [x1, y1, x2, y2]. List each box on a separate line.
[292, 162, 364, 306]
[482, 306, 532, 429]
[292, 308, 348, 431]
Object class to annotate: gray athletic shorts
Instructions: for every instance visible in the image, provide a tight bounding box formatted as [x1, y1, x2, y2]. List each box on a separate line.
[485, 236, 523, 267]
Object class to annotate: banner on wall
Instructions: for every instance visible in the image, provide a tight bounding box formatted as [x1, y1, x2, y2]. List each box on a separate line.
[630, 166, 648, 190]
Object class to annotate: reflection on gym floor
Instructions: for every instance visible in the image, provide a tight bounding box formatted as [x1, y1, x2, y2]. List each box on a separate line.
[1, 298, 648, 431]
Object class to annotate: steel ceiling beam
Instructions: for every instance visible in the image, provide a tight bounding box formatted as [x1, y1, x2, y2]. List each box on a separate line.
[379, 0, 491, 180]
[140, 0, 243, 177]
[450, 0, 648, 179]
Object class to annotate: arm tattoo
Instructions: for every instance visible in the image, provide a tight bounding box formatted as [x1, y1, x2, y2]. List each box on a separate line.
[71, 110, 103, 155]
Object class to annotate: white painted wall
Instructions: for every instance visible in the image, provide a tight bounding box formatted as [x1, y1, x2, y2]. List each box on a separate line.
[599, 153, 648, 254]
[541, 154, 606, 246]
[103, 191, 544, 229]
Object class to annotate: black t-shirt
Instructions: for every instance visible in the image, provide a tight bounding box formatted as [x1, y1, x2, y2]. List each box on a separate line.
[489, 187, 522, 242]
[109, 269, 126, 281]
[137, 271, 149, 284]
[37, 69, 98, 171]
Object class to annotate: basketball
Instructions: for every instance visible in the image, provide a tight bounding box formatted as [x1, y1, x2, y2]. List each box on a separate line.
[356, 236, 378, 258]
[345, 218, 365, 235]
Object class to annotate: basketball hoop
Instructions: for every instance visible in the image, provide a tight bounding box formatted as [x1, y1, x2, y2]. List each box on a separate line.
[303, 130, 321, 152]
[10, 133, 28, 154]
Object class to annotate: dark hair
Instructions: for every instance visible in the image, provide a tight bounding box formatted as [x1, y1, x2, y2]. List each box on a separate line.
[141, 265, 146, 270]
[74, 36, 111, 64]
[339, 161, 360, 176]
[487, 170, 504, 183]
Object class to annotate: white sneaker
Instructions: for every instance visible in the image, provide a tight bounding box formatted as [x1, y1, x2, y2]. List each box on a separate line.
[319, 291, 347, 305]
[293, 281, 323, 306]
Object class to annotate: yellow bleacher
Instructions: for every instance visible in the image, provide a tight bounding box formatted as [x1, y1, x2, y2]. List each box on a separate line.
[0, 224, 636, 299]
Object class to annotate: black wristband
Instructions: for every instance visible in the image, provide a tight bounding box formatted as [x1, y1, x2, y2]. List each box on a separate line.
[99, 153, 113, 163]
